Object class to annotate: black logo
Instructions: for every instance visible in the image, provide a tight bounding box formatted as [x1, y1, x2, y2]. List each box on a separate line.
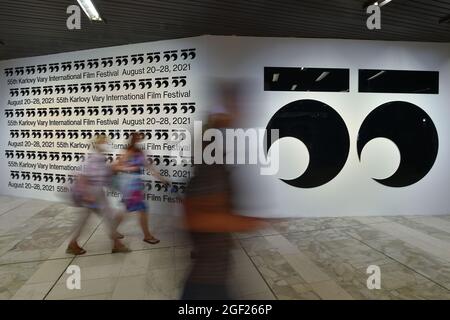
[357, 101, 438, 187]
[266, 99, 350, 188]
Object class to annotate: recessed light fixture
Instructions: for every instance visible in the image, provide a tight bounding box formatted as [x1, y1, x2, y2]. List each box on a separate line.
[364, 0, 392, 8]
[272, 73, 280, 82]
[315, 71, 330, 82]
[368, 70, 386, 81]
[377, 0, 392, 7]
[77, 0, 103, 21]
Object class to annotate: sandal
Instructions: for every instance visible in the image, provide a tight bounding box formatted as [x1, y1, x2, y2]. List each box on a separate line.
[66, 246, 86, 255]
[112, 245, 131, 254]
[143, 237, 160, 245]
[112, 232, 125, 239]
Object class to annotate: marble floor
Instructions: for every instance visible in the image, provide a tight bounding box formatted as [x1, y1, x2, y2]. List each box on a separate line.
[1, 195, 450, 300]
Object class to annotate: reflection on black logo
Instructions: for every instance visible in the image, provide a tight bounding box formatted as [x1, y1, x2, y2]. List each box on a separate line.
[266, 99, 350, 188]
[10, 171, 20, 179]
[10, 130, 19, 138]
[131, 104, 144, 115]
[139, 78, 152, 89]
[49, 108, 59, 116]
[55, 85, 66, 94]
[123, 80, 136, 90]
[180, 49, 196, 60]
[163, 50, 178, 62]
[62, 107, 72, 116]
[94, 82, 106, 92]
[4, 68, 13, 76]
[155, 77, 169, 88]
[101, 57, 113, 68]
[15, 109, 24, 117]
[61, 62, 72, 71]
[49, 152, 60, 161]
[172, 76, 187, 87]
[74, 60, 85, 70]
[43, 86, 53, 95]
[15, 67, 24, 76]
[26, 66, 35, 75]
[16, 151, 25, 159]
[55, 174, 66, 184]
[49, 63, 59, 73]
[115, 55, 128, 66]
[88, 59, 99, 69]
[147, 52, 161, 63]
[171, 182, 187, 193]
[116, 105, 128, 115]
[32, 87, 41, 95]
[147, 104, 161, 114]
[94, 130, 106, 137]
[5, 150, 14, 158]
[21, 130, 30, 138]
[87, 106, 99, 116]
[131, 54, 144, 65]
[102, 106, 114, 115]
[37, 64, 47, 73]
[357, 101, 439, 187]
[81, 130, 93, 139]
[180, 102, 196, 114]
[155, 129, 169, 140]
[163, 103, 177, 114]
[37, 152, 47, 160]
[108, 130, 121, 139]
[73, 106, 84, 116]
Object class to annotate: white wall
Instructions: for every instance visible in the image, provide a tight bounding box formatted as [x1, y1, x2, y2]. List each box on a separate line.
[1, 35, 449, 217]
[206, 36, 450, 217]
[0, 36, 212, 214]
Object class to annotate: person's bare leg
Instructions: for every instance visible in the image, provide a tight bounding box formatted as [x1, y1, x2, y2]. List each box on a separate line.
[102, 208, 129, 252]
[112, 212, 125, 238]
[67, 209, 90, 254]
[139, 211, 159, 243]
[69, 209, 90, 244]
[110, 212, 129, 252]
[139, 210, 151, 238]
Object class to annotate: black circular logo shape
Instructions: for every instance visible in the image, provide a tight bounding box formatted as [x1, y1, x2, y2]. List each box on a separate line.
[357, 101, 439, 187]
[266, 99, 350, 188]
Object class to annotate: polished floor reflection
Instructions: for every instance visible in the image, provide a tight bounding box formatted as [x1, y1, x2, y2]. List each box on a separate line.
[1, 195, 450, 300]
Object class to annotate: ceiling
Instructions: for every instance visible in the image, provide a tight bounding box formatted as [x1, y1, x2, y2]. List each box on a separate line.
[1, 0, 450, 61]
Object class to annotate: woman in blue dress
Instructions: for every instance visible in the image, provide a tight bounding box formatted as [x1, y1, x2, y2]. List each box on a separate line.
[114, 132, 169, 244]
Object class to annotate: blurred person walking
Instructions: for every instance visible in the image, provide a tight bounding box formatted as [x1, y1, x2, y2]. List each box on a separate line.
[113, 132, 170, 245]
[181, 82, 265, 300]
[67, 134, 129, 255]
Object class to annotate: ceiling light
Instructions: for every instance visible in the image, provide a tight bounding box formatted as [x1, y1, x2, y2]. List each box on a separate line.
[291, 84, 298, 90]
[368, 70, 385, 81]
[378, 0, 392, 7]
[77, 0, 103, 21]
[315, 71, 330, 82]
[272, 73, 280, 82]
[364, 0, 392, 8]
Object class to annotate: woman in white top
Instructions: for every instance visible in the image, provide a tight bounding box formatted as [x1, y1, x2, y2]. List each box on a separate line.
[67, 135, 129, 255]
